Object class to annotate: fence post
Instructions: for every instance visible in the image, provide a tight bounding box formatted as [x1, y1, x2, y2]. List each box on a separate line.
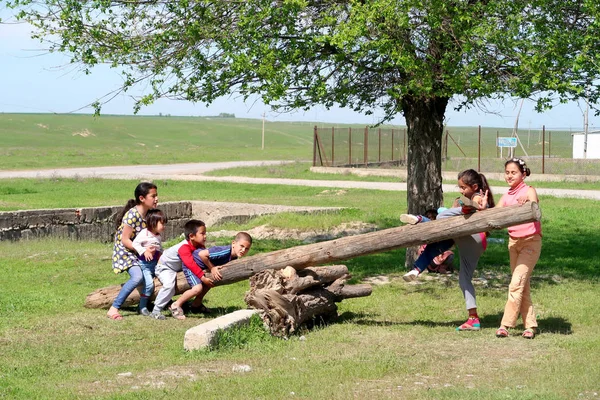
[403, 128, 407, 164]
[496, 131, 499, 158]
[348, 127, 352, 166]
[364, 126, 368, 167]
[331, 127, 335, 167]
[542, 125, 545, 174]
[445, 130, 449, 161]
[391, 129, 394, 161]
[548, 131, 551, 159]
[478, 125, 481, 172]
[378, 128, 381, 163]
[313, 125, 317, 167]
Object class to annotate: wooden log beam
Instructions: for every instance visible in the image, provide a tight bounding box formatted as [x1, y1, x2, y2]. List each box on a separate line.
[217, 202, 540, 284]
[85, 203, 539, 309]
[84, 265, 349, 309]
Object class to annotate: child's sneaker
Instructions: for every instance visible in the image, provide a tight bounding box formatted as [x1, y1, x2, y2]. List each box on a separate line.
[400, 214, 421, 225]
[402, 269, 420, 282]
[150, 310, 166, 320]
[139, 307, 151, 317]
[456, 317, 481, 331]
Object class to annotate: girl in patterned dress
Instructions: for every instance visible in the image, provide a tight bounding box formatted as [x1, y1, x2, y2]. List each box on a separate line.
[107, 182, 158, 320]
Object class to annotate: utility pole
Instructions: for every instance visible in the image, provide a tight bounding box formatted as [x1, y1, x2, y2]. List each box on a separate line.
[584, 99, 589, 159]
[262, 112, 265, 150]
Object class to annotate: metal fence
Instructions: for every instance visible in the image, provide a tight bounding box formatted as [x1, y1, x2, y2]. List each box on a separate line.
[313, 125, 600, 175]
[313, 126, 408, 167]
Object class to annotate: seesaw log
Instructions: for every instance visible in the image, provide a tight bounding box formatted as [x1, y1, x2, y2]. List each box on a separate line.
[85, 202, 540, 309]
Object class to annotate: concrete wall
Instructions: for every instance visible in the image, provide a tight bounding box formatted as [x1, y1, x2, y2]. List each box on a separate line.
[0, 201, 192, 242]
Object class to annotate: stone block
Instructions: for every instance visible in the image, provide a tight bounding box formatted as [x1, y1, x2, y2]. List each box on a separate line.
[184, 309, 259, 351]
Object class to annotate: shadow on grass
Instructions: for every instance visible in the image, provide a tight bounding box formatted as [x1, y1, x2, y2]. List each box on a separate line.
[121, 304, 242, 318]
[337, 311, 573, 335]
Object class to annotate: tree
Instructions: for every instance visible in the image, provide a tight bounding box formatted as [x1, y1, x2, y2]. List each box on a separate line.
[5, 0, 600, 217]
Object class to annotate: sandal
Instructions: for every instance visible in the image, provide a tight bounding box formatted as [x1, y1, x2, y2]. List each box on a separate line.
[170, 306, 186, 320]
[495, 327, 509, 338]
[107, 312, 123, 320]
[522, 328, 536, 339]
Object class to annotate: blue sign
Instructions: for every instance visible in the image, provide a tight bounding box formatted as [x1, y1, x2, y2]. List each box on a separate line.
[497, 137, 517, 148]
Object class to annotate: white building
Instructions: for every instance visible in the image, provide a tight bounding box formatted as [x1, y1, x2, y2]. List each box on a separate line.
[572, 131, 600, 159]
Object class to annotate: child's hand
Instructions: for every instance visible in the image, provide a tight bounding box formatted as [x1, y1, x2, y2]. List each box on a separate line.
[143, 247, 155, 261]
[479, 190, 489, 209]
[200, 275, 215, 288]
[210, 266, 222, 281]
[516, 196, 529, 205]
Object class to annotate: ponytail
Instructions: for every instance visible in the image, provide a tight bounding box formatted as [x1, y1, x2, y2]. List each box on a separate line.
[114, 199, 137, 230]
[458, 169, 495, 208]
[114, 182, 157, 230]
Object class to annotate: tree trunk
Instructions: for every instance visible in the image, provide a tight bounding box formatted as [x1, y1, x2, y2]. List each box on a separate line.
[401, 95, 449, 266]
[85, 203, 540, 309]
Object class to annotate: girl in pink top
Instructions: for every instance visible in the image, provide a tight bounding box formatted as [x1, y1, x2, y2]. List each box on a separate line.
[495, 158, 542, 339]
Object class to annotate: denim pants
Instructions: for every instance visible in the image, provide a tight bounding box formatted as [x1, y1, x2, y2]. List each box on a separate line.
[111, 264, 144, 310]
[138, 259, 158, 310]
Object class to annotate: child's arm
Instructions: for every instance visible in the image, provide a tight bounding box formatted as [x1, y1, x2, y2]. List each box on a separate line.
[521, 186, 539, 204]
[132, 231, 157, 261]
[198, 249, 223, 281]
[179, 244, 215, 288]
[178, 244, 209, 283]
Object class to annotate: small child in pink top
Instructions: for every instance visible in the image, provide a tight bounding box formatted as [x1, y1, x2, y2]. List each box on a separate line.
[495, 158, 542, 339]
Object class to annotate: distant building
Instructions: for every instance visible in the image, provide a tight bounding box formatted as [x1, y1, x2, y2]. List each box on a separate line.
[572, 131, 600, 159]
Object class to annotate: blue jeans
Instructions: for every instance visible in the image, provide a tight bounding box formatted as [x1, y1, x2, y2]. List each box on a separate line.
[414, 239, 455, 272]
[112, 265, 144, 310]
[138, 259, 158, 310]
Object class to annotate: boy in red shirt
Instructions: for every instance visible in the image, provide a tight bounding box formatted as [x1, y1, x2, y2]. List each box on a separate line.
[168, 219, 210, 320]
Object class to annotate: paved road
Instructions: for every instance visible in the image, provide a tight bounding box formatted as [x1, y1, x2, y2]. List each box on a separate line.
[1, 161, 599, 200]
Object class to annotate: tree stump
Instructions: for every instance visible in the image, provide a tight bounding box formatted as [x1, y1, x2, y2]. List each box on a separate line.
[245, 265, 372, 337]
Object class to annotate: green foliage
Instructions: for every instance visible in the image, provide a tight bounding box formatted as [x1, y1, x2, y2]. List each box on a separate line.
[6, 1, 600, 117]
[8, 1, 600, 215]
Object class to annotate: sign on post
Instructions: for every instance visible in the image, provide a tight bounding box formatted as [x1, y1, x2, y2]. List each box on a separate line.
[497, 137, 517, 158]
[497, 137, 517, 148]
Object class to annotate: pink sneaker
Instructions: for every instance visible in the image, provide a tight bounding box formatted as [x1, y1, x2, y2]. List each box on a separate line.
[456, 317, 481, 331]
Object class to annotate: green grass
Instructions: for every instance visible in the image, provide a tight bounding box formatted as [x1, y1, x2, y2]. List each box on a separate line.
[1, 113, 599, 398]
[204, 161, 600, 190]
[0, 113, 316, 169]
[3, 113, 600, 177]
[0, 187, 599, 399]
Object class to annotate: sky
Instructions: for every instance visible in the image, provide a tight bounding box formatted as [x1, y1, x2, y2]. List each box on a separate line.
[1, 9, 598, 132]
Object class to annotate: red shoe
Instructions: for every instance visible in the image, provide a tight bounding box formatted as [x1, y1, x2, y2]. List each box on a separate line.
[456, 317, 480, 331]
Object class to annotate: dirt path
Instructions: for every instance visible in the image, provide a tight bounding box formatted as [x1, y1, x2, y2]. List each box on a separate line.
[1, 161, 599, 200]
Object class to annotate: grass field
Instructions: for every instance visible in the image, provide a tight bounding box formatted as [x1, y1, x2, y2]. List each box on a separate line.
[1, 113, 599, 399]
[0, 180, 599, 399]
[2, 113, 599, 175]
[203, 161, 600, 191]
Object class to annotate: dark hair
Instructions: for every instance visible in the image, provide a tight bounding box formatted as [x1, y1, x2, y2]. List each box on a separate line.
[424, 209, 438, 220]
[457, 169, 495, 208]
[146, 208, 167, 234]
[235, 231, 253, 244]
[184, 219, 206, 240]
[505, 158, 531, 177]
[114, 182, 158, 230]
